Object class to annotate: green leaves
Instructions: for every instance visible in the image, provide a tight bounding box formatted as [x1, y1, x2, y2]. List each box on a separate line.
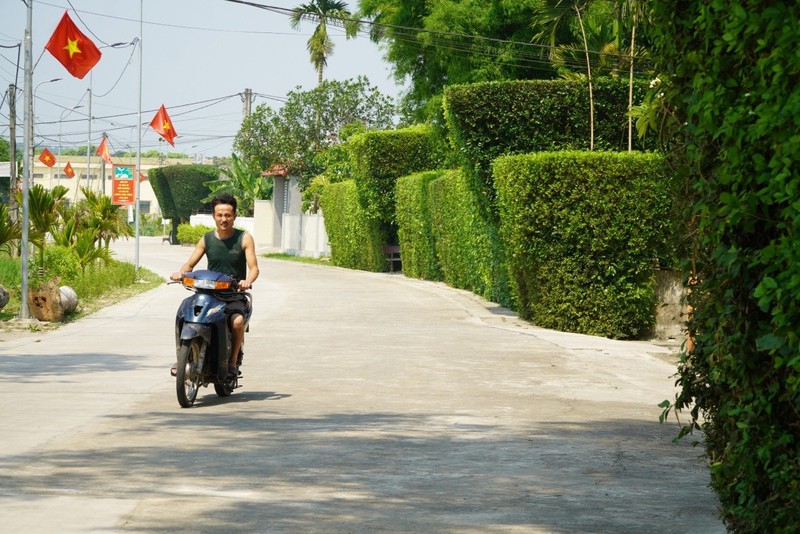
[493, 150, 672, 338]
[649, 0, 800, 528]
[233, 77, 395, 187]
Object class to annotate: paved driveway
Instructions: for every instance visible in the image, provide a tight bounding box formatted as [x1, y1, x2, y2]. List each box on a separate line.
[0, 237, 722, 532]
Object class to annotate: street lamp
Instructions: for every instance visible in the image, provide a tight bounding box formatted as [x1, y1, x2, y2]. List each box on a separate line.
[31, 77, 62, 172]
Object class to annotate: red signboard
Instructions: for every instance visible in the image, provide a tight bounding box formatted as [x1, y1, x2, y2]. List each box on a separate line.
[112, 164, 135, 205]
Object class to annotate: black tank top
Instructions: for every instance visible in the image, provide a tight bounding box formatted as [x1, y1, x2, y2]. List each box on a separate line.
[204, 229, 246, 280]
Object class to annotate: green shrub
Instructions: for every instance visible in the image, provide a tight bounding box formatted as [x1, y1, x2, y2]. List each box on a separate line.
[427, 170, 511, 306]
[395, 171, 445, 281]
[176, 223, 212, 246]
[349, 125, 446, 230]
[650, 1, 800, 529]
[443, 78, 657, 211]
[42, 245, 80, 280]
[494, 151, 674, 339]
[320, 180, 385, 271]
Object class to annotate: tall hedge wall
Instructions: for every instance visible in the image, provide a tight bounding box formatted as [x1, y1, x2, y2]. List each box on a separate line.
[494, 151, 674, 339]
[319, 180, 385, 272]
[427, 169, 511, 306]
[443, 78, 656, 207]
[348, 125, 445, 230]
[148, 164, 218, 219]
[395, 171, 444, 281]
[650, 0, 800, 529]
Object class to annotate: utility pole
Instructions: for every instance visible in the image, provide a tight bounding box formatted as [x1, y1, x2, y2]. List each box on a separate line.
[20, 0, 33, 320]
[242, 88, 253, 118]
[7, 85, 17, 212]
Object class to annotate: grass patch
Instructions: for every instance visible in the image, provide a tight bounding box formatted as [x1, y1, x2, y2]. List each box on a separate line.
[262, 253, 331, 266]
[0, 254, 162, 323]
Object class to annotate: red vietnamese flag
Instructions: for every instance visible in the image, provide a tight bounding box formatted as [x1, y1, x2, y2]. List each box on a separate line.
[44, 12, 102, 80]
[149, 105, 177, 146]
[38, 148, 56, 167]
[63, 162, 75, 179]
[96, 136, 113, 165]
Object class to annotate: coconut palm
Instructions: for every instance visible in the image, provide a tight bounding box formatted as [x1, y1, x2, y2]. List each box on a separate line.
[289, 0, 358, 85]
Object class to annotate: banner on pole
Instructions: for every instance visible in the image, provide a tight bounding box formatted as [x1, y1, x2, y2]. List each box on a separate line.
[112, 164, 135, 205]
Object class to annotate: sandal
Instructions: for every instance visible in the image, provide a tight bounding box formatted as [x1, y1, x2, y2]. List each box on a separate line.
[228, 365, 238, 378]
[170, 363, 178, 377]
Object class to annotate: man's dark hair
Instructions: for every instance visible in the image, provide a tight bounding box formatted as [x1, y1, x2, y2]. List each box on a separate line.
[212, 193, 237, 213]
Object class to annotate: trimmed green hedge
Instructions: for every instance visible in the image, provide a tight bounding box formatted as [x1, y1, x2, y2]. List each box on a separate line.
[395, 171, 445, 281]
[176, 223, 212, 245]
[494, 151, 674, 339]
[443, 78, 656, 208]
[349, 125, 446, 229]
[428, 169, 511, 306]
[320, 180, 385, 271]
[148, 164, 218, 220]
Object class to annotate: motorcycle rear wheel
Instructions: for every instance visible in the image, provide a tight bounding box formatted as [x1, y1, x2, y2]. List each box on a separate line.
[176, 338, 203, 407]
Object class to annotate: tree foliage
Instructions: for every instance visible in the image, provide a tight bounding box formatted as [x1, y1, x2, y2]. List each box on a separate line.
[650, 0, 800, 529]
[358, 0, 653, 121]
[233, 76, 395, 187]
[358, 0, 545, 121]
[202, 153, 273, 216]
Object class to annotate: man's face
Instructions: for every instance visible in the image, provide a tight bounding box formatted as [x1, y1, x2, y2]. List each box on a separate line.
[213, 203, 236, 231]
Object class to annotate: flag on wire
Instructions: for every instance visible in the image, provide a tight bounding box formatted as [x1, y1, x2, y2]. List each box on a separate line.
[38, 148, 56, 167]
[96, 136, 113, 165]
[44, 12, 102, 80]
[63, 162, 75, 179]
[149, 105, 177, 146]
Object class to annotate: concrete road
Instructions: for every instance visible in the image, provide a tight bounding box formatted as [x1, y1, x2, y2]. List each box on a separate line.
[0, 237, 723, 533]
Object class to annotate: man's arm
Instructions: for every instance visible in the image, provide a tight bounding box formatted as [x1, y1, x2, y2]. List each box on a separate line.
[169, 236, 207, 281]
[239, 232, 259, 290]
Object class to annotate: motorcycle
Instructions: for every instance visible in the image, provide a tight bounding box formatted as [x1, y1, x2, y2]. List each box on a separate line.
[172, 270, 252, 408]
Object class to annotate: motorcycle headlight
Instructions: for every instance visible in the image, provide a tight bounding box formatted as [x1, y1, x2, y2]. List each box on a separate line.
[183, 277, 233, 290]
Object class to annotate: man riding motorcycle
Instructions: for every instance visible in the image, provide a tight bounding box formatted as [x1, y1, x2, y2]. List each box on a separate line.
[170, 193, 260, 377]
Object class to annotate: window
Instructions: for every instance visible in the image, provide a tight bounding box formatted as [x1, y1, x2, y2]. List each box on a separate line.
[138, 201, 151, 214]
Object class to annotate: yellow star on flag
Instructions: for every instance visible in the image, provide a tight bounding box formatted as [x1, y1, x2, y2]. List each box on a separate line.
[63, 38, 81, 59]
[162, 121, 171, 131]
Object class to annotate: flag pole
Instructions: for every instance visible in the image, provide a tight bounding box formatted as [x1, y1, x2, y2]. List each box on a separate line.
[85, 76, 92, 191]
[134, 0, 143, 273]
[19, 0, 33, 320]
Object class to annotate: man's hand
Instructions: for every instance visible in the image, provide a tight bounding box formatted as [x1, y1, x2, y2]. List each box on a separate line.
[238, 279, 253, 290]
[170, 272, 184, 282]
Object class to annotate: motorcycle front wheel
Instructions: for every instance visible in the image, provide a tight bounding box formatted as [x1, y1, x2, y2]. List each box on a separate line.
[176, 338, 204, 407]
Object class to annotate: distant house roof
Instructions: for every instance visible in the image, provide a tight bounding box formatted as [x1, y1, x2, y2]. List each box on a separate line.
[262, 164, 288, 177]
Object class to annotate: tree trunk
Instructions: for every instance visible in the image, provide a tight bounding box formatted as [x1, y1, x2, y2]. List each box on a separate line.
[576, 6, 594, 150]
[628, 14, 637, 152]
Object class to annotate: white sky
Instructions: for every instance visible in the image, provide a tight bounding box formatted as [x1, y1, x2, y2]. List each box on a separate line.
[0, 0, 404, 158]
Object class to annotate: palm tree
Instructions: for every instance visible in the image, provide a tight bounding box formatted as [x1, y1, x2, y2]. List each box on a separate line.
[289, 0, 358, 85]
[82, 188, 133, 251]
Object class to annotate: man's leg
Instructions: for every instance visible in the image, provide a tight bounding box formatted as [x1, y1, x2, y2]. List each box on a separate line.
[230, 313, 245, 371]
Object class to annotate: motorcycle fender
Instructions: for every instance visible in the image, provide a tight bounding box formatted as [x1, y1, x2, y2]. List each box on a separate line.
[180, 323, 212, 344]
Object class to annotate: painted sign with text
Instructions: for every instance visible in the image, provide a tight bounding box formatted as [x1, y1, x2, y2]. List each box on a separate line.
[112, 164, 135, 205]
